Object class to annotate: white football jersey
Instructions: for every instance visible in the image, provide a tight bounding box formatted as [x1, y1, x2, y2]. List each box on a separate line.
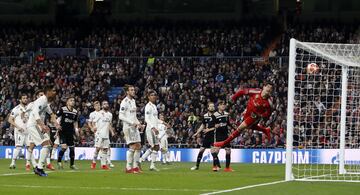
[145, 102, 162, 132]
[88, 110, 101, 135]
[94, 110, 112, 138]
[88, 110, 101, 123]
[26, 96, 53, 127]
[157, 123, 167, 139]
[118, 96, 139, 129]
[25, 102, 34, 115]
[10, 104, 28, 134]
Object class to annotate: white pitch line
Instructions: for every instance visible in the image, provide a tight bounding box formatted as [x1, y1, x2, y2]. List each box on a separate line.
[0, 184, 218, 192]
[0, 170, 55, 177]
[200, 180, 287, 195]
[0, 167, 173, 177]
[160, 167, 173, 170]
[0, 170, 104, 177]
[0, 172, 33, 176]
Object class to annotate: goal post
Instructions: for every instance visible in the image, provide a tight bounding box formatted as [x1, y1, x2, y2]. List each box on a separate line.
[285, 38, 296, 181]
[286, 38, 360, 182]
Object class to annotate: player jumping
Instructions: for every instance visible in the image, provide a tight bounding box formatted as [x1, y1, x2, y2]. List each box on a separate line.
[214, 82, 273, 148]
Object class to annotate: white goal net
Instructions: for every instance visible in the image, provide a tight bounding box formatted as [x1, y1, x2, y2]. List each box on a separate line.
[286, 38, 360, 182]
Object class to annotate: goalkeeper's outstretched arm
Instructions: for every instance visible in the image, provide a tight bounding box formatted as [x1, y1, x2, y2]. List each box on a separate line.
[231, 88, 261, 102]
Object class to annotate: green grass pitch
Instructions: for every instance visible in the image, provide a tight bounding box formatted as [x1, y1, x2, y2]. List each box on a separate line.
[0, 159, 359, 195]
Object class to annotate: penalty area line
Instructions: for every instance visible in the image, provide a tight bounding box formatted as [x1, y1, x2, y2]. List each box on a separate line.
[200, 180, 287, 195]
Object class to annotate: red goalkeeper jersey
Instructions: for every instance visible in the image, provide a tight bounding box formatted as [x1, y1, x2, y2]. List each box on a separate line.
[231, 88, 273, 119]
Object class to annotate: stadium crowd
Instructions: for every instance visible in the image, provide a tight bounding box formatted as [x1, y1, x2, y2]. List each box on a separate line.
[0, 56, 287, 148]
[272, 22, 360, 57]
[0, 21, 359, 149]
[0, 21, 272, 57]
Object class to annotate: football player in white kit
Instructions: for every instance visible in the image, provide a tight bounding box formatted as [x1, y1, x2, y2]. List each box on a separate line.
[89, 101, 114, 169]
[118, 85, 144, 174]
[144, 90, 169, 171]
[88, 101, 101, 169]
[27, 85, 60, 176]
[92, 101, 115, 170]
[25, 90, 46, 171]
[8, 94, 30, 169]
[158, 113, 172, 164]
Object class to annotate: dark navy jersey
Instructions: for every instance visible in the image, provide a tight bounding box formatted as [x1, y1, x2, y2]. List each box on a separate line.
[214, 111, 231, 136]
[201, 112, 217, 138]
[57, 106, 78, 134]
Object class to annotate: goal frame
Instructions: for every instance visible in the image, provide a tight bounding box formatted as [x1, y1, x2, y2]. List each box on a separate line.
[285, 38, 360, 182]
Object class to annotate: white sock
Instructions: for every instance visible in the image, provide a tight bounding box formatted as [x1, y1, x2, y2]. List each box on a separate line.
[133, 150, 141, 168]
[166, 151, 171, 162]
[31, 153, 37, 168]
[93, 149, 100, 163]
[64, 148, 70, 161]
[107, 148, 111, 164]
[11, 146, 21, 165]
[51, 147, 57, 160]
[38, 146, 50, 169]
[28, 148, 37, 168]
[25, 148, 31, 165]
[141, 149, 152, 161]
[100, 150, 107, 166]
[19, 148, 24, 157]
[46, 152, 51, 165]
[150, 150, 157, 168]
[162, 150, 167, 163]
[126, 149, 134, 170]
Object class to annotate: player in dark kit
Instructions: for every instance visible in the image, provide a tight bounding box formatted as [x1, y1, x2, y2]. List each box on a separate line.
[214, 81, 273, 148]
[212, 100, 237, 172]
[56, 97, 79, 170]
[191, 102, 219, 171]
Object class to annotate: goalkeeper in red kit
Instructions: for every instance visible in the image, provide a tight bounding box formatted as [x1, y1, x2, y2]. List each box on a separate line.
[214, 81, 274, 148]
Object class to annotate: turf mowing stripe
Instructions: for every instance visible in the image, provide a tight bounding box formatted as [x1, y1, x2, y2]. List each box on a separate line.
[200, 180, 286, 195]
[0, 184, 219, 192]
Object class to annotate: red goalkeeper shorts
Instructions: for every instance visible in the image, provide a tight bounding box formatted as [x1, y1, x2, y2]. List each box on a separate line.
[242, 111, 261, 127]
